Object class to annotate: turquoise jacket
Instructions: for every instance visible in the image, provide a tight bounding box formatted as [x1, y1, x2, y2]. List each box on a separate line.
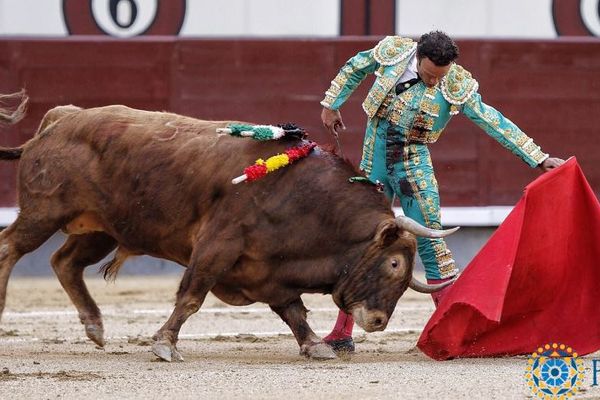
[320, 36, 548, 175]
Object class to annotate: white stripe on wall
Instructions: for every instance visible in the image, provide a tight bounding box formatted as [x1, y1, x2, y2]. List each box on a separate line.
[0, 206, 512, 228]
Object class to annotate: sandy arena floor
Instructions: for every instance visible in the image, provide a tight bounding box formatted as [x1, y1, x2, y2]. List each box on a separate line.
[1, 275, 599, 400]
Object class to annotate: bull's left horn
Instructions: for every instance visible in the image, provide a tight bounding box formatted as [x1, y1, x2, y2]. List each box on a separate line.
[409, 276, 456, 294]
[395, 215, 459, 238]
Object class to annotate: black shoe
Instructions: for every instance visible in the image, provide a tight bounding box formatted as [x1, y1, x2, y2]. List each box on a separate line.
[324, 337, 355, 353]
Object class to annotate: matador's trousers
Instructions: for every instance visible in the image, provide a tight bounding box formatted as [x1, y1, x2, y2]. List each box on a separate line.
[365, 118, 458, 279]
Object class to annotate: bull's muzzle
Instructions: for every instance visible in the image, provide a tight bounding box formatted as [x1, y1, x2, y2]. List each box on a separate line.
[351, 305, 389, 332]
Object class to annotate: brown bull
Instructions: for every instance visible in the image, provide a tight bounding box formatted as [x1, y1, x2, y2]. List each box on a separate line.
[0, 91, 456, 361]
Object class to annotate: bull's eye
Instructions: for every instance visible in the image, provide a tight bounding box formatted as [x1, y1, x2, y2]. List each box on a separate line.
[391, 259, 399, 268]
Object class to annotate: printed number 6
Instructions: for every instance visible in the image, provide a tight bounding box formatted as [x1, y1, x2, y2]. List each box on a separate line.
[91, 0, 158, 37]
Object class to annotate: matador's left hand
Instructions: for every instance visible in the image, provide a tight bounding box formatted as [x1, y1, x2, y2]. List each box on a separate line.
[538, 157, 565, 172]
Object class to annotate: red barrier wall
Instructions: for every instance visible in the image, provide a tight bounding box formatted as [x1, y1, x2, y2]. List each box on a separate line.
[0, 37, 598, 207]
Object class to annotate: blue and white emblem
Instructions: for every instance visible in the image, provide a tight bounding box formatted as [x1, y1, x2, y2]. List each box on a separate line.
[525, 343, 584, 398]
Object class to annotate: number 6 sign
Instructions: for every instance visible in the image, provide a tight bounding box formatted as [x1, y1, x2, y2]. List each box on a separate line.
[63, 0, 186, 36]
[553, 0, 600, 36]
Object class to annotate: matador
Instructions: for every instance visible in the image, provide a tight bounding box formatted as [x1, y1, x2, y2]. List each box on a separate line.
[320, 31, 564, 353]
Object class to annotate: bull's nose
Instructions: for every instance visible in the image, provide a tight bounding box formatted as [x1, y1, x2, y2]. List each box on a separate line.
[350, 306, 390, 332]
[369, 312, 388, 331]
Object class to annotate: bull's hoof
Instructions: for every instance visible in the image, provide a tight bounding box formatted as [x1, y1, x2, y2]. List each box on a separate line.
[152, 341, 173, 362]
[300, 342, 337, 360]
[85, 324, 105, 347]
[171, 347, 184, 362]
[152, 340, 184, 362]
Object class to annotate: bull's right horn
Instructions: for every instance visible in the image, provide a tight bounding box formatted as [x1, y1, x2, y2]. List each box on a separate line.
[409, 276, 456, 293]
[395, 215, 459, 238]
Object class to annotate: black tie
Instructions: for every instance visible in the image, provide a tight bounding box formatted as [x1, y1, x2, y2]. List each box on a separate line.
[395, 76, 421, 95]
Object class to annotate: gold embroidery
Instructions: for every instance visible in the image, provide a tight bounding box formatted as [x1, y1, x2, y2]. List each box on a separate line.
[360, 119, 379, 175]
[433, 242, 456, 277]
[515, 133, 528, 146]
[421, 101, 440, 117]
[373, 36, 416, 66]
[441, 64, 479, 105]
[375, 92, 395, 119]
[407, 129, 442, 143]
[403, 146, 431, 227]
[380, 87, 416, 125]
[402, 91, 416, 103]
[412, 114, 434, 131]
[321, 70, 350, 108]
[466, 96, 549, 165]
[412, 153, 420, 166]
[369, 89, 387, 104]
[363, 47, 415, 118]
[333, 74, 346, 87]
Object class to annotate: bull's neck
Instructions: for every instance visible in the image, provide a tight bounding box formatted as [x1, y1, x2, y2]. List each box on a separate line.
[328, 210, 392, 302]
[332, 242, 369, 279]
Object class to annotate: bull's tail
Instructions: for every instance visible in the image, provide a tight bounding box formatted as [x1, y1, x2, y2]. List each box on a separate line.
[0, 90, 29, 161]
[99, 247, 131, 282]
[0, 146, 23, 160]
[0, 89, 28, 125]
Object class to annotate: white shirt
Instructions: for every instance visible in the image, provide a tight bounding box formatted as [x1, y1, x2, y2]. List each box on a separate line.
[397, 52, 418, 83]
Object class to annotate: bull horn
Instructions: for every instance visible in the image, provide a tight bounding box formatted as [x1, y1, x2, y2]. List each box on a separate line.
[395, 215, 459, 238]
[409, 276, 456, 294]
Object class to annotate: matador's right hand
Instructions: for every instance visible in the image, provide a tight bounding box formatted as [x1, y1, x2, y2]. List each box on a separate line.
[321, 107, 346, 137]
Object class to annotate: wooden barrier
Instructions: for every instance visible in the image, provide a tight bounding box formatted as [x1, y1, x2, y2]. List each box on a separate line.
[0, 37, 598, 207]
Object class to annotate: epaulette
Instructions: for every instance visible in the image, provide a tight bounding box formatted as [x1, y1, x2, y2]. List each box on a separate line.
[373, 36, 416, 66]
[440, 64, 479, 105]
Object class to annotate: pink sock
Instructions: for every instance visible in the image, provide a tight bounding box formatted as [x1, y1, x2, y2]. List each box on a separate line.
[323, 310, 354, 341]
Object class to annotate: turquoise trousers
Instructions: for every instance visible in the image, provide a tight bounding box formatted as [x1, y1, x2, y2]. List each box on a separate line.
[365, 118, 458, 279]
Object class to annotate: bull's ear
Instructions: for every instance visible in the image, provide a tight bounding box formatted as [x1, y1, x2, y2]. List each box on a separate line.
[374, 220, 400, 248]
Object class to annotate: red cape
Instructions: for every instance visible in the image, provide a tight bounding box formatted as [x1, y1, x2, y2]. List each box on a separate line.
[417, 158, 600, 360]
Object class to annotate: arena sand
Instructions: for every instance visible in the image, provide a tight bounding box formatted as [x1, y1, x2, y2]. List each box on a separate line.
[1, 276, 599, 399]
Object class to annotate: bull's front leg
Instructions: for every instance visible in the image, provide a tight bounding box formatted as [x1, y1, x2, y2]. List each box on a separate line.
[270, 299, 337, 360]
[152, 231, 243, 362]
[151, 267, 216, 362]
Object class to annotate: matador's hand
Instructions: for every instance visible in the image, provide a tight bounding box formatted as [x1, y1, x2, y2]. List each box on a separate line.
[539, 157, 565, 172]
[321, 107, 346, 137]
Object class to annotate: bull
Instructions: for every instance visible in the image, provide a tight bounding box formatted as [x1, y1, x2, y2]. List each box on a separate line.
[0, 92, 456, 361]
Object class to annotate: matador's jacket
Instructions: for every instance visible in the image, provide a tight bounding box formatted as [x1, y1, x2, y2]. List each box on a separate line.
[320, 36, 549, 279]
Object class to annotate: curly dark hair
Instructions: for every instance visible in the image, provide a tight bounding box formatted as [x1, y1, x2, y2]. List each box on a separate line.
[417, 31, 459, 66]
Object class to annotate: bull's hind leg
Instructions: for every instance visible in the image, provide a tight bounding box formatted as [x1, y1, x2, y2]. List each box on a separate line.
[0, 215, 64, 321]
[270, 299, 337, 360]
[50, 232, 117, 347]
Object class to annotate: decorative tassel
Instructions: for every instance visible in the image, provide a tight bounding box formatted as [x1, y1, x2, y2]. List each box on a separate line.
[232, 142, 316, 184]
[217, 124, 285, 140]
[218, 123, 306, 141]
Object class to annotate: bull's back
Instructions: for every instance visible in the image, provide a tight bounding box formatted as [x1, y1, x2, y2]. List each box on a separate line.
[60, 105, 298, 189]
[17, 105, 308, 256]
[27, 105, 244, 183]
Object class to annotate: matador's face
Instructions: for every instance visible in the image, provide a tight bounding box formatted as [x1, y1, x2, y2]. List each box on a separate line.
[417, 57, 452, 87]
